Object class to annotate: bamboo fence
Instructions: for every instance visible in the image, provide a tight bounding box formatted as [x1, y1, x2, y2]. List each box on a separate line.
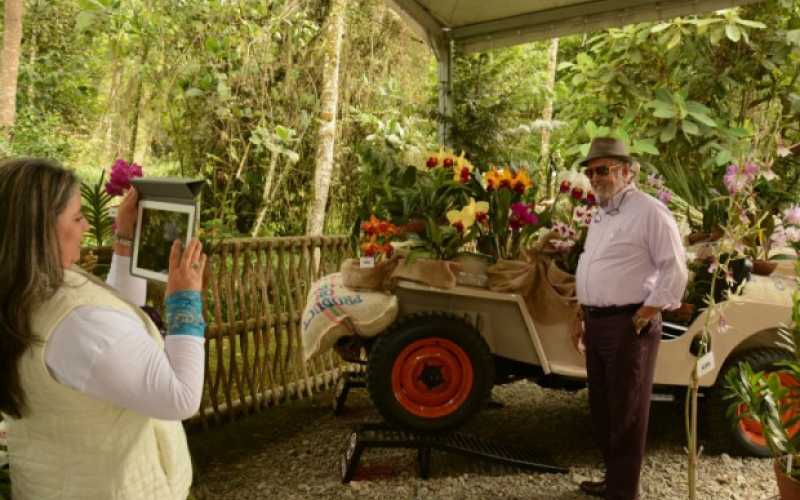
[188, 235, 354, 428]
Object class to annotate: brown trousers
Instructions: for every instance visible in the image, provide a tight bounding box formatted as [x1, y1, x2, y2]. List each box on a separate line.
[584, 311, 661, 500]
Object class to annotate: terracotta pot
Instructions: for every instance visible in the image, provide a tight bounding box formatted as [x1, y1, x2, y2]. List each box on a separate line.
[687, 231, 709, 245]
[399, 219, 426, 236]
[752, 259, 778, 276]
[775, 458, 800, 500]
[687, 229, 723, 245]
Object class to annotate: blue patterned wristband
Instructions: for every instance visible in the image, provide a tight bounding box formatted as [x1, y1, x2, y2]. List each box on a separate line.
[165, 290, 206, 338]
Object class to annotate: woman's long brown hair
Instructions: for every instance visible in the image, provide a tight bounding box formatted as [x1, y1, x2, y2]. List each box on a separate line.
[0, 158, 78, 418]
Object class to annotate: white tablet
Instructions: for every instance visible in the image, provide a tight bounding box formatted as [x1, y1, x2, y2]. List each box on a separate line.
[131, 200, 195, 282]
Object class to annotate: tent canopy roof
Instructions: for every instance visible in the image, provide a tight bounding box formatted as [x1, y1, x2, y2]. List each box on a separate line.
[386, 0, 761, 55]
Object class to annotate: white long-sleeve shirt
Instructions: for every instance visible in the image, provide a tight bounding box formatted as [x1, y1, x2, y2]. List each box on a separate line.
[576, 185, 688, 309]
[44, 254, 205, 420]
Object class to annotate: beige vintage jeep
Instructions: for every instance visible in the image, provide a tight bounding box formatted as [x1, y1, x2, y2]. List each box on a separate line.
[351, 259, 796, 458]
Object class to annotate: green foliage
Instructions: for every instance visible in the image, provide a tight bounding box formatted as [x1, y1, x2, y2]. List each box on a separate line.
[556, 1, 800, 209]
[5, 0, 800, 243]
[725, 360, 795, 457]
[445, 46, 548, 169]
[80, 170, 114, 247]
[0, 109, 73, 160]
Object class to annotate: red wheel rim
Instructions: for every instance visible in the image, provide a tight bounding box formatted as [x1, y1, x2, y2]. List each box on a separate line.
[737, 372, 800, 448]
[391, 337, 474, 418]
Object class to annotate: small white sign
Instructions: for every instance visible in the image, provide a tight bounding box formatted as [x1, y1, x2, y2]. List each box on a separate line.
[359, 256, 375, 269]
[697, 352, 716, 378]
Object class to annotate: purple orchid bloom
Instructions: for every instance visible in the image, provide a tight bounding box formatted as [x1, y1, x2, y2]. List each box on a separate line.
[657, 189, 673, 205]
[743, 162, 759, 179]
[509, 202, 539, 230]
[106, 159, 143, 196]
[784, 205, 800, 226]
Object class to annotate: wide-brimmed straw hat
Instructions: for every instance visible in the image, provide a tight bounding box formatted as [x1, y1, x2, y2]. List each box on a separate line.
[579, 137, 633, 166]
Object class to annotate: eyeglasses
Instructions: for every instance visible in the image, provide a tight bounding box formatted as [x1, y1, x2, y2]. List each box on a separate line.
[584, 164, 618, 178]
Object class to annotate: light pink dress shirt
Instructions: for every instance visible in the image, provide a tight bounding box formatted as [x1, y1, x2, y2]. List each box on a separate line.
[575, 185, 688, 309]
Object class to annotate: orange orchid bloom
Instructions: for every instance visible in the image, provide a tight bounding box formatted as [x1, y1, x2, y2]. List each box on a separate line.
[360, 235, 381, 256]
[360, 214, 382, 236]
[483, 167, 502, 191]
[511, 170, 533, 193]
[498, 168, 514, 190]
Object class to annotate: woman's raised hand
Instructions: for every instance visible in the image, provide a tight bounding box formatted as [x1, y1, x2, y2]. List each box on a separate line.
[115, 188, 138, 238]
[166, 238, 207, 295]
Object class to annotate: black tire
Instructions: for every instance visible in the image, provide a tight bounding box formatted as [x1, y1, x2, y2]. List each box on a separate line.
[367, 313, 494, 432]
[703, 347, 792, 457]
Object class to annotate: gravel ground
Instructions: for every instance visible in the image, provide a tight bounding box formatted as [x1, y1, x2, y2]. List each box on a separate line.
[188, 380, 777, 499]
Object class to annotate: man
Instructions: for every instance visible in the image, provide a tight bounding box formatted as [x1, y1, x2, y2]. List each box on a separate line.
[574, 138, 688, 500]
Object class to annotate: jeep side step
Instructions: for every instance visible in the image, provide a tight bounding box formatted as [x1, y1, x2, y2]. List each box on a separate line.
[340, 422, 568, 482]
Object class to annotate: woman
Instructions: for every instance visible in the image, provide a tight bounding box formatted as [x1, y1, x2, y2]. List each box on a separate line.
[0, 158, 207, 499]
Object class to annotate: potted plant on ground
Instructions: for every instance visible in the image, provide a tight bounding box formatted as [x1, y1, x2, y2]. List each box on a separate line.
[725, 264, 800, 499]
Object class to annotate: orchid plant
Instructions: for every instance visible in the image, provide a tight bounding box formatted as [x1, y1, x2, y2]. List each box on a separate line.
[358, 215, 398, 261]
[539, 169, 597, 274]
[80, 159, 144, 247]
[478, 166, 538, 259]
[105, 159, 143, 196]
[773, 204, 800, 256]
[720, 161, 780, 262]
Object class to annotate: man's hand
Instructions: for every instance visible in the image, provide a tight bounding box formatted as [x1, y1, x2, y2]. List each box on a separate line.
[571, 314, 585, 354]
[633, 305, 660, 335]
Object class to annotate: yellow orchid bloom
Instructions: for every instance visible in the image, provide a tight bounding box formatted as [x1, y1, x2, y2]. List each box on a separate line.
[424, 148, 446, 169]
[465, 198, 490, 224]
[453, 154, 475, 183]
[442, 150, 457, 169]
[447, 204, 476, 233]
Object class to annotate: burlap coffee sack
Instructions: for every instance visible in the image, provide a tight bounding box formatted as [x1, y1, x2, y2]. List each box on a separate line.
[301, 273, 398, 361]
[488, 230, 581, 328]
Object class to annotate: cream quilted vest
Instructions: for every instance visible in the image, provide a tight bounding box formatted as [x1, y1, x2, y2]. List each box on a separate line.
[4, 269, 192, 500]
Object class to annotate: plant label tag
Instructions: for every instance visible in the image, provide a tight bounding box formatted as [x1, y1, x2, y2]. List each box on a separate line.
[697, 352, 715, 378]
[360, 256, 375, 269]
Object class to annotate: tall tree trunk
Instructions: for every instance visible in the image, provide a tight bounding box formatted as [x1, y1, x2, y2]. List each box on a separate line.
[306, 0, 346, 236]
[103, 44, 125, 162]
[0, 0, 25, 128]
[128, 43, 150, 162]
[26, 14, 36, 106]
[540, 37, 559, 199]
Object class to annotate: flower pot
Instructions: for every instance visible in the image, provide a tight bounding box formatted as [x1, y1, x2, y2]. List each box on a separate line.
[454, 253, 491, 288]
[399, 219, 426, 236]
[752, 259, 778, 276]
[775, 458, 800, 500]
[687, 229, 723, 245]
[341, 258, 399, 290]
[687, 231, 709, 245]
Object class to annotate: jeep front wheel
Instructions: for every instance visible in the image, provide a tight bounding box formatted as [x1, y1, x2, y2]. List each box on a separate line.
[367, 313, 494, 431]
